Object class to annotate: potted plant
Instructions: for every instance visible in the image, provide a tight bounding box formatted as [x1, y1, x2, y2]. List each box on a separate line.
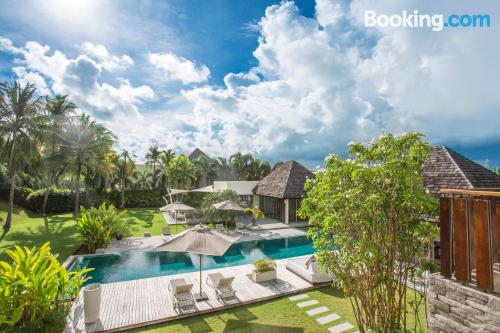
[245, 206, 264, 227]
[252, 258, 276, 283]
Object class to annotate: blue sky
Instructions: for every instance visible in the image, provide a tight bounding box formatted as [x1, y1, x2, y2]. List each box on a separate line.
[0, 0, 499, 168]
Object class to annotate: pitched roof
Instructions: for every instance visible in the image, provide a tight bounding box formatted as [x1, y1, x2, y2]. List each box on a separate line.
[423, 146, 500, 195]
[188, 148, 210, 161]
[253, 160, 314, 199]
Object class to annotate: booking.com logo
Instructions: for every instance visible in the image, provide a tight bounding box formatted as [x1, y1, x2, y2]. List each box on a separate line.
[365, 10, 491, 31]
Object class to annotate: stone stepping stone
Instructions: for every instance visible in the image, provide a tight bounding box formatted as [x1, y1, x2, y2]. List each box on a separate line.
[296, 300, 319, 308]
[306, 306, 329, 316]
[288, 294, 309, 301]
[316, 313, 341, 324]
[328, 322, 354, 333]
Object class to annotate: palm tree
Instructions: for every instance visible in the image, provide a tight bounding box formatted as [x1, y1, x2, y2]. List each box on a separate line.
[159, 149, 175, 190]
[245, 159, 271, 180]
[272, 161, 284, 170]
[58, 114, 115, 215]
[41, 95, 77, 215]
[229, 153, 253, 180]
[493, 167, 500, 175]
[0, 82, 44, 229]
[166, 155, 196, 189]
[115, 150, 136, 208]
[215, 157, 234, 180]
[193, 156, 218, 187]
[134, 170, 152, 190]
[145, 145, 161, 188]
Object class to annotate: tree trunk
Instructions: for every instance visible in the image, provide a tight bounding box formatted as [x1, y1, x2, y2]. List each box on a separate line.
[121, 180, 125, 208]
[4, 140, 17, 230]
[42, 172, 52, 215]
[74, 158, 81, 216]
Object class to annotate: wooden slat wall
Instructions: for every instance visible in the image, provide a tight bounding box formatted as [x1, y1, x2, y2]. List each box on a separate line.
[472, 199, 493, 290]
[440, 197, 452, 277]
[453, 198, 470, 283]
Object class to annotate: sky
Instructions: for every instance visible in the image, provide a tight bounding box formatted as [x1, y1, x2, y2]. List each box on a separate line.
[0, 0, 499, 168]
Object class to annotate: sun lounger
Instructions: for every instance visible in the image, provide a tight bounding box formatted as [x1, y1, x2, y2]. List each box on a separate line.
[286, 255, 333, 284]
[235, 222, 247, 234]
[168, 278, 195, 311]
[206, 272, 236, 302]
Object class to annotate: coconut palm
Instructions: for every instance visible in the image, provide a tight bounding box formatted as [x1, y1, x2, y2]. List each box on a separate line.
[145, 145, 161, 188]
[193, 156, 218, 187]
[166, 155, 196, 189]
[115, 150, 136, 208]
[272, 161, 284, 170]
[134, 170, 152, 190]
[58, 114, 115, 215]
[159, 149, 176, 190]
[493, 166, 500, 175]
[245, 159, 271, 180]
[40, 95, 77, 215]
[215, 157, 235, 180]
[229, 152, 253, 180]
[0, 81, 45, 229]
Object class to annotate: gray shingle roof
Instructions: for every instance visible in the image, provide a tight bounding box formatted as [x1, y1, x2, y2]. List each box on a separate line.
[253, 160, 314, 199]
[188, 148, 210, 161]
[423, 146, 500, 195]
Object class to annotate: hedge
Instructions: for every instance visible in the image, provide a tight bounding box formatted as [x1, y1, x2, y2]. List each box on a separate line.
[0, 187, 166, 213]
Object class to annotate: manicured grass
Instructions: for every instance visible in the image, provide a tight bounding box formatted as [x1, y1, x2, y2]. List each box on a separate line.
[127, 286, 357, 333]
[0, 201, 183, 262]
[126, 287, 426, 333]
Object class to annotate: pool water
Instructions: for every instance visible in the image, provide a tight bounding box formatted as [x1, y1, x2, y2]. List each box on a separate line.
[71, 236, 315, 285]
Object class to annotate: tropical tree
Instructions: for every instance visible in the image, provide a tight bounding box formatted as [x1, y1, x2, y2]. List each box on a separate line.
[215, 157, 234, 180]
[134, 170, 152, 190]
[229, 152, 253, 180]
[114, 150, 136, 208]
[0, 81, 45, 229]
[145, 145, 161, 188]
[159, 149, 175, 190]
[299, 133, 438, 332]
[193, 155, 218, 187]
[40, 95, 77, 215]
[166, 155, 196, 189]
[244, 206, 264, 226]
[493, 166, 500, 175]
[245, 159, 271, 180]
[58, 114, 115, 215]
[272, 161, 284, 170]
[201, 189, 245, 227]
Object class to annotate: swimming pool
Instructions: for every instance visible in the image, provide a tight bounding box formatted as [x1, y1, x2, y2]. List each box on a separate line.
[70, 236, 315, 285]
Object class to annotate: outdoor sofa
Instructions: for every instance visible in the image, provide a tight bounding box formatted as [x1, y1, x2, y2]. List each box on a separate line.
[286, 255, 333, 284]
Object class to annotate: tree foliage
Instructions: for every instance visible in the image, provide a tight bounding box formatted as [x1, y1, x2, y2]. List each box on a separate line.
[200, 189, 245, 224]
[299, 133, 438, 332]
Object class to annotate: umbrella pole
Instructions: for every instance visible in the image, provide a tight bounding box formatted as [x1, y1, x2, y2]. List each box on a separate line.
[195, 254, 207, 301]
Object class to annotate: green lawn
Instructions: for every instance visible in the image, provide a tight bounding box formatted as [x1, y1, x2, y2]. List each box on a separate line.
[127, 286, 357, 333]
[0, 201, 184, 262]
[127, 286, 426, 333]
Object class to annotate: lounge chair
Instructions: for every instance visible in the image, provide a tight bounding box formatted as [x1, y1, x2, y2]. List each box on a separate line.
[206, 272, 236, 302]
[286, 255, 333, 284]
[162, 227, 171, 236]
[215, 224, 225, 232]
[168, 278, 195, 311]
[235, 222, 247, 234]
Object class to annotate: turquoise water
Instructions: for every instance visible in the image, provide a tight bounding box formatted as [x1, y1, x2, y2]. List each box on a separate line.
[71, 236, 314, 285]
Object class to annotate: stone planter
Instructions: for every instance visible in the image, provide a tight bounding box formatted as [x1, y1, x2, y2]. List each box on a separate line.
[252, 269, 276, 283]
[83, 283, 102, 323]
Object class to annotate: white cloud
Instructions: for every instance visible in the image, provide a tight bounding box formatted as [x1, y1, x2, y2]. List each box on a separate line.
[148, 52, 210, 84]
[80, 42, 134, 71]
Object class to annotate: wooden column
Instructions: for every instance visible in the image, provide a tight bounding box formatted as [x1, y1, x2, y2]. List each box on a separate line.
[453, 198, 470, 283]
[440, 197, 452, 278]
[472, 199, 493, 290]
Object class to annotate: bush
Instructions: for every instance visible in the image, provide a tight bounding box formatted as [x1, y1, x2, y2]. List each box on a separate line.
[253, 259, 276, 273]
[77, 204, 131, 252]
[0, 242, 91, 331]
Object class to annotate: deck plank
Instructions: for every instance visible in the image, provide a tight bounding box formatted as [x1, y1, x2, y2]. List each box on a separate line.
[65, 256, 328, 332]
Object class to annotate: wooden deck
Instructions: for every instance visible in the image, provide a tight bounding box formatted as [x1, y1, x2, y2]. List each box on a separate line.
[65, 257, 324, 332]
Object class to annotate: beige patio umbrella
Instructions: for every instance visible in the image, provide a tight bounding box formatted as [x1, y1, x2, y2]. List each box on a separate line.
[156, 224, 240, 301]
[212, 200, 245, 229]
[160, 202, 196, 232]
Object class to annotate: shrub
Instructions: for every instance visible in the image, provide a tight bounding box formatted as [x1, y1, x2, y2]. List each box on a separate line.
[253, 259, 276, 273]
[77, 203, 131, 252]
[0, 242, 91, 331]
